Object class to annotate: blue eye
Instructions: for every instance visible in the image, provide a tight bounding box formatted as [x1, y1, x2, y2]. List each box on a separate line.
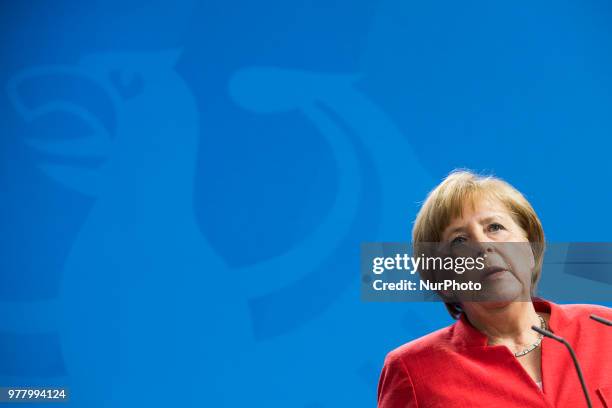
[451, 236, 467, 246]
[488, 223, 505, 232]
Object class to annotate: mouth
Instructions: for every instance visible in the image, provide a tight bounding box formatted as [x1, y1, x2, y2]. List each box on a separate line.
[481, 266, 509, 280]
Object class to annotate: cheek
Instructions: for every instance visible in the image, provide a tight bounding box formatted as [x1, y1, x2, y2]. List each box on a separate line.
[504, 243, 535, 279]
[527, 247, 535, 270]
[508, 226, 529, 241]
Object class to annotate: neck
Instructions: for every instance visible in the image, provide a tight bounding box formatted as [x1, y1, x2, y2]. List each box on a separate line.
[463, 301, 541, 346]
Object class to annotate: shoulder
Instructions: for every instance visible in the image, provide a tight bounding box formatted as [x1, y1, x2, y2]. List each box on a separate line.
[548, 302, 612, 343]
[553, 302, 612, 329]
[385, 323, 457, 364]
[379, 323, 469, 407]
[378, 325, 457, 407]
[555, 302, 611, 319]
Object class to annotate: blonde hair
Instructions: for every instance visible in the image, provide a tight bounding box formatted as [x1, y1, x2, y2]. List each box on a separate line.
[412, 170, 545, 319]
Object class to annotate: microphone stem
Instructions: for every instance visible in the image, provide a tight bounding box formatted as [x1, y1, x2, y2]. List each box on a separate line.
[559, 337, 593, 408]
[532, 325, 593, 408]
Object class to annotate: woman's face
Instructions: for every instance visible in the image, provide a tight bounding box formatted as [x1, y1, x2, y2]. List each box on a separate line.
[439, 198, 535, 304]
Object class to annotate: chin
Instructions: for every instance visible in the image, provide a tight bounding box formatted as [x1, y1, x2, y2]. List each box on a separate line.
[470, 281, 526, 305]
[476, 300, 518, 310]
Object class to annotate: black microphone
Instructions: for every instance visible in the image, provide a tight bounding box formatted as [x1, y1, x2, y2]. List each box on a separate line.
[590, 314, 612, 326]
[531, 325, 593, 408]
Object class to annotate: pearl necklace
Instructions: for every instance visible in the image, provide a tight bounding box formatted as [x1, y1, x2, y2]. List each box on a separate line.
[514, 314, 546, 357]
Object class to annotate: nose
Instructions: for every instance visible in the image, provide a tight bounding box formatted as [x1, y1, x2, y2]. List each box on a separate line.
[469, 228, 496, 257]
[471, 240, 496, 261]
[476, 243, 495, 257]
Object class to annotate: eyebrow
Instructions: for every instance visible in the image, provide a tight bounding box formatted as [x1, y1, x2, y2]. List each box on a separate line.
[444, 215, 507, 237]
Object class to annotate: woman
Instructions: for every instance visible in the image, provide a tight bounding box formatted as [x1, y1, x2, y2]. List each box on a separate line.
[378, 170, 612, 408]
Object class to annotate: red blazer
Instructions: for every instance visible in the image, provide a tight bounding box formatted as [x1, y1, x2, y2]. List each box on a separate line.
[378, 300, 612, 407]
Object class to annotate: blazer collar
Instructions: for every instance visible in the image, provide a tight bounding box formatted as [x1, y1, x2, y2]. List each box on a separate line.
[452, 298, 567, 348]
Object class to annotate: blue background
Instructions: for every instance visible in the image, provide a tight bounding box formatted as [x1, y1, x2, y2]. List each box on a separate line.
[1, 0, 611, 406]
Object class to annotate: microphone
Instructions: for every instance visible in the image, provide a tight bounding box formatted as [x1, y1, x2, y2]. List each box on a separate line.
[531, 325, 593, 408]
[590, 314, 612, 326]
